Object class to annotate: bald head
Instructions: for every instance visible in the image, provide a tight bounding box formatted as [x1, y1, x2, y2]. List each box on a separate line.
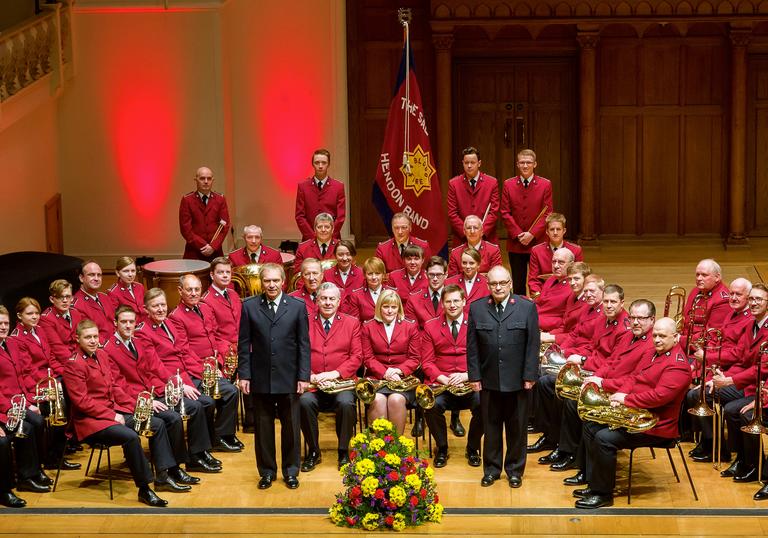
[194, 166, 214, 195]
[729, 278, 752, 311]
[487, 265, 513, 301]
[652, 317, 679, 354]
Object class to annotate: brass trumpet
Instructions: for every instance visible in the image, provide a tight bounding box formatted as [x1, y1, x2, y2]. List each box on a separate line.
[577, 382, 658, 434]
[165, 369, 188, 422]
[354, 375, 420, 404]
[202, 356, 221, 399]
[308, 378, 357, 394]
[6, 394, 28, 438]
[664, 285, 687, 333]
[415, 382, 473, 409]
[34, 368, 67, 426]
[133, 386, 155, 437]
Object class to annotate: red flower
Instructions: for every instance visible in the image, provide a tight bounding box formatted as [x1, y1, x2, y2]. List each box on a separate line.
[378, 450, 386, 458]
[375, 489, 385, 499]
[349, 450, 357, 460]
[420, 489, 427, 499]
[351, 497, 362, 508]
[406, 456, 415, 463]
[410, 495, 419, 506]
[345, 516, 357, 526]
[384, 435, 393, 442]
[350, 486, 362, 498]
[388, 471, 399, 481]
[435, 494, 439, 503]
[384, 516, 394, 526]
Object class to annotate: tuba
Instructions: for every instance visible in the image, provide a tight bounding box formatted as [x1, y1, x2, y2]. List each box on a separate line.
[164, 369, 188, 422]
[539, 343, 567, 376]
[577, 382, 659, 434]
[415, 382, 473, 409]
[231, 263, 264, 297]
[202, 356, 221, 399]
[34, 368, 67, 426]
[308, 378, 358, 394]
[555, 362, 592, 401]
[6, 394, 28, 438]
[664, 285, 687, 332]
[133, 386, 155, 437]
[222, 343, 239, 379]
[354, 375, 421, 404]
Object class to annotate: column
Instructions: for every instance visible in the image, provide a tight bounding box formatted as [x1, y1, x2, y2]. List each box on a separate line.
[727, 28, 750, 246]
[432, 33, 454, 190]
[577, 30, 599, 243]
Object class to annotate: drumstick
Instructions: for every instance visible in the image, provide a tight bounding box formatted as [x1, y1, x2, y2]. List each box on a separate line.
[481, 203, 492, 224]
[210, 219, 227, 244]
[526, 205, 549, 234]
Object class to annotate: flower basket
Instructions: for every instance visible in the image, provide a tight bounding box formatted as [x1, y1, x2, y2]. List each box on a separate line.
[329, 418, 443, 531]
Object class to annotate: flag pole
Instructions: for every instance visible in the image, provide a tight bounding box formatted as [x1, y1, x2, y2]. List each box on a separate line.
[398, 7, 412, 175]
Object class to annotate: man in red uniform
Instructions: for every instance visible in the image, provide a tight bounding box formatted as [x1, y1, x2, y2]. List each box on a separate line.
[293, 213, 338, 270]
[168, 275, 241, 452]
[295, 149, 346, 241]
[680, 258, 731, 353]
[64, 320, 168, 506]
[179, 166, 231, 261]
[388, 245, 428, 306]
[289, 259, 323, 317]
[535, 249, 575, 331]
[446, 147, 499, 245]
[447, 215, 503, 276]
[202, 257, 242, 372]
[38, 279, 82, 375]
[421, 285, 483, 468]
[299, 282, 361, 472]
[72, 261, 116, 345]
[404, 256, 447, 329]
[375, 212, 432, 273]
[500, 149, 553, 295]
[527, 213, 583, 298]
[228, 225, 283, 266]
[575, 317, 691, 509]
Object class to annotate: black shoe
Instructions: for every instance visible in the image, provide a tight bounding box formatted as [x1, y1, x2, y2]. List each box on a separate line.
[186, 457, 222, 474]
[16, 478, 50, 493]
[44, 459, 81, 471]
[410, 417, 424, 438]
[284, 475, 300, 489]
[138, 487, 168, 507]
[754, 483, 768, 501]
[527, 424, 538, 434]
[154, 471, 192, 493]
[508, 475, 522, 488]
[538, 448, 562, 464]
[734, 467, 758, 483]
[170, 467, 200, 485]
[0, 491, 26, 508]
[450, 415, 466, 437]
[575, 493, 613, 509]
[433, 449, 449, 468]
[465, 448, 481, 467]
[550, 454, 577, 472]
[338, 452, 350, 470]
[688, 443, 708, 457]
[226, 435, 245, 449]
[212, 438, 241, 452]
[691, 452, 714, 463]
[35, 472, 53, 486]
[480, 474, 498, 487]
[563, 471, 587, 486]
[258, 476, 274, 489]
[573, 487, 593, 498]
[720, 460, 744, 478]
[527, 435, 554, 453]
[301, 451, 322, 472]
[201, 451, 222, 466]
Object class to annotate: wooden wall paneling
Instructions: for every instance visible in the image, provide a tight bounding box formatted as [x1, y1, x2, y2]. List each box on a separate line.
[682, 114, 724, 234]
[641, 115, 681, 234]
[747, 57, 768, 235]
[641, 42, 681, 105]
[599, 41, 639, 106]
[598, 115, 638, 235]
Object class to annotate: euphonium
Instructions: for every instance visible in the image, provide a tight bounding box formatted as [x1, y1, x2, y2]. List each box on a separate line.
[222, 343, 238, 379]
[577, 381, 659, 434]
[6, 394, 28, 438]
[165, 369, 188, 422]
[133, 386, 155, 437]
[354, 375, 420, 404]
[539, 343, 567, 376]
[231, 263, 264, 297]
[202, 356, 221, 400]
[309, 378, 357, 394]
[555, 362, 590, 401]
[664, 285, 687, 333]
[741, 342, 768, 436]
[415, 382, 473, 409]
[34, 368, 67, 426]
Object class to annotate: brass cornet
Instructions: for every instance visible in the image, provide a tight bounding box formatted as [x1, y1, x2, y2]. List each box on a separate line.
[165, 369, 188, 422]
[34, 368, 67, 426]
[133, 386, 155, 437]
[415, 382, 473, 409]
[202, 356, 221, 399]
[222, 343, 238, 379]
[6, 394, 28, 438]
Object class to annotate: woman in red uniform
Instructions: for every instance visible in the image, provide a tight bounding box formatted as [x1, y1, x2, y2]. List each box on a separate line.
[107, 256, 147, 324]
[322, 240, 364, 302]
[341, 257, 395, 323]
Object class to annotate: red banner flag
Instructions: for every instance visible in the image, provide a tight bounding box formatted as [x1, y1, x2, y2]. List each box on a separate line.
[372, 29, 447, 255]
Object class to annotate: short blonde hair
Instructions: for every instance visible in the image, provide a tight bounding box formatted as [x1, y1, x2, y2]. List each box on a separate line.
[374, 289, 404, 322]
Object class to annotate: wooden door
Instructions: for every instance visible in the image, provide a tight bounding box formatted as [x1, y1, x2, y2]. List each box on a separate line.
[453, 58, 578, 239]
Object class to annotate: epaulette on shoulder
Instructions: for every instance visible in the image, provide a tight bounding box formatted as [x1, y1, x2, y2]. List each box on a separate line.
[675, 352, 686, 362]
[183, 191, 196, 197]
[9, 328, 19, 337]
[107, 283, 118, 291]
[720, 290, 730, 299]
[136, 322, 145, 330]
[363, 318, 376, 325]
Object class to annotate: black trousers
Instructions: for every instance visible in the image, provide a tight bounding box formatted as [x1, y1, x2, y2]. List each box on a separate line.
[122, 412, 176, 472]
[1, 412, 44, 486]
[508, 252, 531, 296]
[299, 390, 356, 453]
[685, 384, 742, 445]
[583, 422, 671, 496]
[533, 374, 562, 442]
[481, 389, 528, 478]
[83, 424, 153, 487]
[425, 391, 482, 451]
[559, 398, 582, 455]
[724, 396, 764, 467]
[193, 377, 238, 440]
[169, 396, 212, 456]
[252, 393, 300, 479]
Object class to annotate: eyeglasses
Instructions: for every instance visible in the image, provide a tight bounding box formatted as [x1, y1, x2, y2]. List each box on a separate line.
[427, 273, 445, 279]
[628, 315, 653, 322]
[749, 297, 768, 304]
[488, 280, 511, 288]
[517, 161, 535, 166]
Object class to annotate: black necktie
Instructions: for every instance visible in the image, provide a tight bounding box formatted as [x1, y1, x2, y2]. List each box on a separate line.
[250, 252, 257, 263]
[320, 243, 327, 257]
[497, 302, 504, 317]
[63, 313, 71, 327]
[161, 322, 174, 342]
[399, 243, 405, 256]
[269, 301, 276, 315]
[451, 321, 459, 340]
[223, 289, 230, 303]
[193, 306, 203, 318]
[432, 292, 439, 313]
[0, 341, 7, 354]
[317, 180, 323, 190]
[324, 319, 331, 334]
[127, 340, 137, 358]
[469, 178, 476, 191]
[311, 293, 317, 303]
[523, 179, 529, 188]
[754, 322, 760, 339]
[202, 194, 209, 205]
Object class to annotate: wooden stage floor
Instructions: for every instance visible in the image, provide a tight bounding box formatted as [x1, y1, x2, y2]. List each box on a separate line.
[4, 238, 768, 536]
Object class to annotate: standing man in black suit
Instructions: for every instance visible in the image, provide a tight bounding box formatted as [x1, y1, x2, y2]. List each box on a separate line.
[237, 263, 311, 490]
[467, 265, 540, 489]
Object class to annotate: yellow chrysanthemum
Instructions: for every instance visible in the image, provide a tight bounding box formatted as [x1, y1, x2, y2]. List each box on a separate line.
[392, 518, 406, 531]
[424, 467, 435, 480]
[362, 513, 379, 530]
[369, 438, 385, 451]
[428, 502, 444, 522]
[371, 418, 393, 432]
[350, 433, 368, 448]
[361, 476, 379, 496]
[400, 437, 415, 452]
[384, 453, 401, 467]
[355, 458, 375, 475]
[405, 473, 422, 490]
[328, 504, 344, 524]
[389, 485, 406, 507]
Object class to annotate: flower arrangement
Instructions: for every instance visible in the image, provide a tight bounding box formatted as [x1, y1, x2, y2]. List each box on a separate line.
[329, 418, 443, 531]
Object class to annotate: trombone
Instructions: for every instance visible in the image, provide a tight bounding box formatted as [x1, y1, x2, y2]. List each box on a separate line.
[683, 293, 707, 356]
[741, 342, 768, 486]
[664, 285, 686, 332]
[687, 328, 723, 468]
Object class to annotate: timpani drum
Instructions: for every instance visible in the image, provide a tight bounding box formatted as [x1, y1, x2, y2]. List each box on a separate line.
[142, 259, 211, 301]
